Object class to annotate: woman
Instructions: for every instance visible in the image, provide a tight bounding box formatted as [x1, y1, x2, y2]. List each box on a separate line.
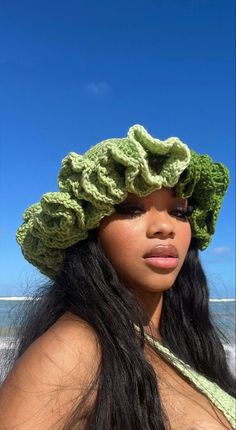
[0, 124, 235, 429]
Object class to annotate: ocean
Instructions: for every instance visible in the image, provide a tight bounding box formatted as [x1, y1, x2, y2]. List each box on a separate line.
[0, 297, 235, 378]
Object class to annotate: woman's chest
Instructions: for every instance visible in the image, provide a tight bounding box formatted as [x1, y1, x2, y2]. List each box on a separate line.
[147, 352, 232, 430]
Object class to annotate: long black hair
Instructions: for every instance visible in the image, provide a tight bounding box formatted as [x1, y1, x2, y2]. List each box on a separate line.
[4, 233, 235, 429]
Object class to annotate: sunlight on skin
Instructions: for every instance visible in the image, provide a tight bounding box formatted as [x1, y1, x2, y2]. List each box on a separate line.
[99, 187, 191, 331]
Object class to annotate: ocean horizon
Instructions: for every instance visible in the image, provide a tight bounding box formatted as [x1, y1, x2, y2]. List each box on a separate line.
[0, 296, 235, 378]
[0, 296, 235, 301]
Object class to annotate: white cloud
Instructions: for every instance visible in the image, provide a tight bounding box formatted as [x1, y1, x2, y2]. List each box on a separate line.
[213, 246, 230, 255]
[86, 81, 111, 96]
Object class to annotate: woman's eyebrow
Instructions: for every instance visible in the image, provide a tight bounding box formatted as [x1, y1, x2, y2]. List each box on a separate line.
[120, 197, 141, 203]
[173, 198, 188, 205]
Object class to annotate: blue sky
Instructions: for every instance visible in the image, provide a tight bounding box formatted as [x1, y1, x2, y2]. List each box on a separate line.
[0, 0, 235, 297]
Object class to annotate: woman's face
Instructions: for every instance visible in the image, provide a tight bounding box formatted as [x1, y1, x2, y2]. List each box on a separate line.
[99, 188, 191, 295]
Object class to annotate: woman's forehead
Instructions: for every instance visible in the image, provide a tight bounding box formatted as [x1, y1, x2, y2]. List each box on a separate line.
[126, 187, 187, 202]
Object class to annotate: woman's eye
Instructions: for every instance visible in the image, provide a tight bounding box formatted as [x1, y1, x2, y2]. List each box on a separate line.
[114, 203, 144, 217]
[171, 205, 194, 220]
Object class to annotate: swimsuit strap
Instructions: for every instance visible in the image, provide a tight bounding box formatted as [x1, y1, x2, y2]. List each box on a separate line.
[143, 332, 236, 429]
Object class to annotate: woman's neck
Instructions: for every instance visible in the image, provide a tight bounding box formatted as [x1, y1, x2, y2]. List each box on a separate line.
[134, 290, 163, 340]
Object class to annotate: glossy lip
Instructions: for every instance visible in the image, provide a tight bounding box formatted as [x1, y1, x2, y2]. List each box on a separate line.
[143, 244, 179, 269]
[143, 244, 179, 259]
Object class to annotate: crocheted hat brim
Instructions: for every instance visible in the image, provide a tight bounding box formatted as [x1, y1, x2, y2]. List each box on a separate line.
[16, 125, 229, 279]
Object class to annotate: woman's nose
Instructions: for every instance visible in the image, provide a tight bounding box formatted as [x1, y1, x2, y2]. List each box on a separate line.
[146, 209, 175, 238]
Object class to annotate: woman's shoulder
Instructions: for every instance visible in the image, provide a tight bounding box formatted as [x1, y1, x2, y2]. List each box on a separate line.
[0, 312, 101, 429]
[44, 311, 101, 357]
[11, 311, 101, 384]
[35, 311, 101, 378]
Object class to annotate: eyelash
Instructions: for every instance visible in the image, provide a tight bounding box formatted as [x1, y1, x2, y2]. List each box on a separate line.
[115, 204, 194, 219]
[171, 206, 194, 219]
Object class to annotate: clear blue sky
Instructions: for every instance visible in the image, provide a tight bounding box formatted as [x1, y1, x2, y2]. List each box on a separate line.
[0, 0, 235, 297]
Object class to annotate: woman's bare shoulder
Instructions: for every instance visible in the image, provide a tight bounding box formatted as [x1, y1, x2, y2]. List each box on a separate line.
[0, 312, 101, 429]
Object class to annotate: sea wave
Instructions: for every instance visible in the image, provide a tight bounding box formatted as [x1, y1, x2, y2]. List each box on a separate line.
[0, 296, 235, 302]
[224, 344, 236, 377]
[210, 298, 236, 303]
[0, 297, 35, 301]
[0, 337, 15, 349]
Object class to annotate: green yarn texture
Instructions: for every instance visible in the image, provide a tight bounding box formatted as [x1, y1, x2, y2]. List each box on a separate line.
[16, 125, 229, 279]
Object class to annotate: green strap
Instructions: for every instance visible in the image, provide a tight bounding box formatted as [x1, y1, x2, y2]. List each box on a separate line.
[143, 332, 236, 429]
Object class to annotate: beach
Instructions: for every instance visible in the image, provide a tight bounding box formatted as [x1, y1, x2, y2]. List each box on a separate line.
[0, 297, 235, 380]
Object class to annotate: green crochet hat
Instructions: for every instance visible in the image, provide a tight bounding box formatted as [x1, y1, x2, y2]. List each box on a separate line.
[16, 124, 229, 279]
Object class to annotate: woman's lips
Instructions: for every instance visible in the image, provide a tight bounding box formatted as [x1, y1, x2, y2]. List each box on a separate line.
[144, 256, 179, 269]
[143, 244, 179, 269]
